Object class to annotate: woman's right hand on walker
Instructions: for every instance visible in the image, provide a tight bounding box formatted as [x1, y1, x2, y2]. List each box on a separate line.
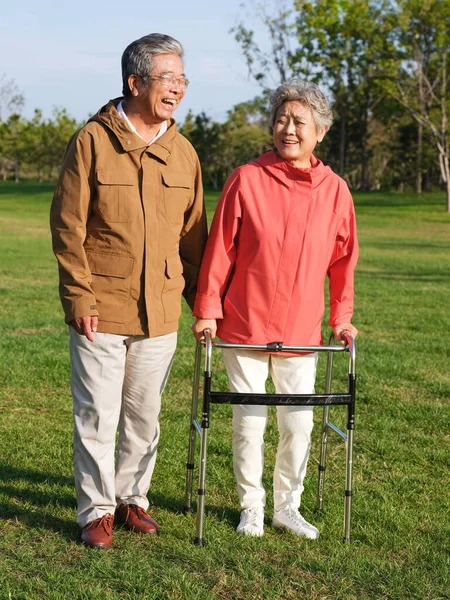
[192, 318, 217, 342]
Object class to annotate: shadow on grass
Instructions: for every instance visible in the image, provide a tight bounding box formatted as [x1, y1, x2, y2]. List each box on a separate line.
[354, 191, 445, 208]
[0, 465, 240, 542]
[363, 241, 450, 251]
[148, 489, 240, 528]
[0, 182, 55, 196]
[357, 269, 450, 283]
[0, 464, 78, 541]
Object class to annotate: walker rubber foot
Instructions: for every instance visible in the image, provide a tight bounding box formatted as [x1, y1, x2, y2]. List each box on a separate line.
[194, 537, 204, 547]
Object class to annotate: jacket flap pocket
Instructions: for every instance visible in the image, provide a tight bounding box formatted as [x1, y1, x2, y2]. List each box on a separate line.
[165, 256, 183, 279]
[88, 253, 134, 278]
[97, 170, 134, 186]
[161, 172, 192, 189]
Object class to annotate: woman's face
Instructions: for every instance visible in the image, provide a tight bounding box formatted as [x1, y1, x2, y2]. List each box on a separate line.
[273, 101, 327, 168]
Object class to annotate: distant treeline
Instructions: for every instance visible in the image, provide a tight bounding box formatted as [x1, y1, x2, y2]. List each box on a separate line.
[0, 106, 81, 183]
[0, 0, 449, 210]
[183, 0, 450, 209]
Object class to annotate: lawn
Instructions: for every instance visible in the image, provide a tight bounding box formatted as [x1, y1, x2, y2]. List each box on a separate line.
[0, 182, 449, 600]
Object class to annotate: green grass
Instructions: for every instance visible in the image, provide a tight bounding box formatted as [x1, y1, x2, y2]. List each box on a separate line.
[0, 182, 449, 600]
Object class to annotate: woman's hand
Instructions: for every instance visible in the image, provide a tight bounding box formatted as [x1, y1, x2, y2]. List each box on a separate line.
[333, 322, 358, 345]
[192, 318, 217, 342]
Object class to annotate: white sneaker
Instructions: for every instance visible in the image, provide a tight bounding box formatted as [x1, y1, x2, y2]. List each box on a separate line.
[236, 507, 264, 536]
[272, 507, 319, 539]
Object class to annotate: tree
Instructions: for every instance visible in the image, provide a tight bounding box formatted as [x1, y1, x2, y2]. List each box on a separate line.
[0, 75, 25, 123]
[219, 99, 272, 178]
[181, 99, 272, 189]
[180, 111, 223, 188]
[232, 1, 299, 87]
[378, 0, 450, 210]
[234, 0, 397, 188]
[0, 113, 29, 182]
[40, 108, 79, 179]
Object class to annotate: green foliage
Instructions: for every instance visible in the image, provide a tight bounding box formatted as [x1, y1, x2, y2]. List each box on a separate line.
[0, 104, 80, 182]
[232, 0, 450, 206]
[0, 184, 449, 599]
[180, 100, 272, 189]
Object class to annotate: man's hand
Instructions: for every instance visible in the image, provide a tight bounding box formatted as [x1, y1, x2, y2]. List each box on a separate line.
[70, 316, 99, 342]
[192, 318, 217, 342]
[333, 322, 358, 346]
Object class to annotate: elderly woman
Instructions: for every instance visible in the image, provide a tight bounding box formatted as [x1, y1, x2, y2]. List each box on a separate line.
[192, 80, 358, 538]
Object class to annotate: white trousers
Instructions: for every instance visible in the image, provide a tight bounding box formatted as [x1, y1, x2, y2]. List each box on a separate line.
[70, 329, 177, 527]
[221, 348, 318, 512]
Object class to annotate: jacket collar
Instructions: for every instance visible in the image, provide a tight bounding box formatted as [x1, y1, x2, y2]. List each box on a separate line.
[252, 150, 332, 189]
[90, 98, 178, 164]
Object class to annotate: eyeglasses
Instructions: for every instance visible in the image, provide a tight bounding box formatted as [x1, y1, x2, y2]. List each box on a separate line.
[149, 74, 190, 89]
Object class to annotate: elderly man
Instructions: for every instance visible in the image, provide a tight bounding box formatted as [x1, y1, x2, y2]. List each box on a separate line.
[50, 33, 207, 548]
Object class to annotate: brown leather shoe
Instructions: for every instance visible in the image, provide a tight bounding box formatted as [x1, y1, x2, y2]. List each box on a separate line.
[116, 503, 159, 534]
[81, 513, 114, 548]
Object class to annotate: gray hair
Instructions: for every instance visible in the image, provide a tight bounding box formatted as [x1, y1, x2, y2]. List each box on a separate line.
[269, 79, 333, 132]
[121, 33, 184, 97]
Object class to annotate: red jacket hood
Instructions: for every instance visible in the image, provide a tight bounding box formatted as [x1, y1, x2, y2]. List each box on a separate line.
[252, 149, 333, 190]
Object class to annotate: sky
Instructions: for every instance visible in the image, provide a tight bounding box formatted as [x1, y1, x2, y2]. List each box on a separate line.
[0, 0, 270, 125]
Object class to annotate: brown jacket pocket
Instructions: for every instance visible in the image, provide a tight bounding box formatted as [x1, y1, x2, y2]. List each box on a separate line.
[96, 169, 134, 223]
[162, 255, 185, 322]
[161, 172, 192, 224]
[87, 253, 134, 323]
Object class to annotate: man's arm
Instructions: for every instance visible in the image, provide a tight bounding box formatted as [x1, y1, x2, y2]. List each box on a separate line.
[179, 155, 208, 309]
[50, 130, 99, 337]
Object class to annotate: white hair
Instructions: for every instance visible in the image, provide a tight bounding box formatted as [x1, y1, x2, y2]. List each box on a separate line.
[269, 79, 333, 132]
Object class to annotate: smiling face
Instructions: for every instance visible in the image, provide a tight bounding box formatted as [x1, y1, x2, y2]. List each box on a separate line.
[272, 100, 327, 168]
[130, 53, 186, 124]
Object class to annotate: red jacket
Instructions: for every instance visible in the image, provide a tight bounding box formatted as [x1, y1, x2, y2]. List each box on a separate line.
[194, 151, 358, 346]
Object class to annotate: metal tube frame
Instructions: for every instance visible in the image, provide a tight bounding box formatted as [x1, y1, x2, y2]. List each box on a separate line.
[184, 331, 356, 546]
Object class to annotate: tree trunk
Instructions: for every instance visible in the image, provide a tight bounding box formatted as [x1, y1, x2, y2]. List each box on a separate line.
[335, 86, 346, 177]
[339, 108, 346, 178]
[444, 153, 450, 213]
[438, 148, 450, 212]
[416, 44, 424, 194]
[447, 177, 450, 213]
[360, 104, 369, 190]
[416, 122, 423, 194]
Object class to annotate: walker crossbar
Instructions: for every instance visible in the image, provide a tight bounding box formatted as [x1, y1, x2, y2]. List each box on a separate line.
[184, 331, 356, 546]
[209, 392, 351, 406]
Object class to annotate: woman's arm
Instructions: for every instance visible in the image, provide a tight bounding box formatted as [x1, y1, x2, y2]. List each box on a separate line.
[192, 170, 244, 329]
[327, 190, 359, 340]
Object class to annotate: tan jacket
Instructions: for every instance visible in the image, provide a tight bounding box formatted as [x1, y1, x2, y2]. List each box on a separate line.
[50, 99, 207, 336]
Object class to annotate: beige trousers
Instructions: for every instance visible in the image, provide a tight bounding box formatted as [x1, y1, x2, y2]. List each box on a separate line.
[70, 329, 177, 527]
[221, 348, 318, 512]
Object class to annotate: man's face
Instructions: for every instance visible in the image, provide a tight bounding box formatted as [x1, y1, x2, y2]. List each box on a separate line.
[135, 53, 186, 123]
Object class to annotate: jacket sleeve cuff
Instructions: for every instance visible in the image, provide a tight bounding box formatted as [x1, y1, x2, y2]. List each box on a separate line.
[328, 311, 353, 327]
[62, 296, 99, 324]
[193, 294, 223, 319]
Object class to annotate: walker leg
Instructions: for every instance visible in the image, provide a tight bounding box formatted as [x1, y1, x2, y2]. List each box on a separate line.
[317, 405, 329, 511]
[317, 350, 334, 511]
[194, 367, 212, 546]
[184, 342, 202, 514]
[343, 372, 356, 543]
[343, 429, 353, 543]
[195, 427, 208, 546]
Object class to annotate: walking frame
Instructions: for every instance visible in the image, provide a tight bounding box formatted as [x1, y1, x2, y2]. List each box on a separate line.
[184, 330, 356, 546]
